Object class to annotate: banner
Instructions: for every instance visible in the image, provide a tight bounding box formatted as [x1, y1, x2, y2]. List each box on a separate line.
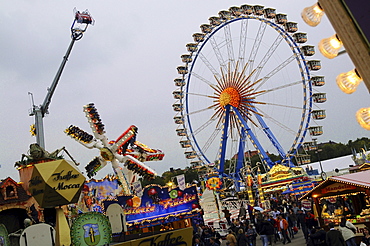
[176, 174, 186, 190]
[103, 185, 201, 230]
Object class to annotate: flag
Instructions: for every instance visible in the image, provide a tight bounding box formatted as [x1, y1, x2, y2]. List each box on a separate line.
[132, 181, 143, 197]
[176, 174, 186, 190]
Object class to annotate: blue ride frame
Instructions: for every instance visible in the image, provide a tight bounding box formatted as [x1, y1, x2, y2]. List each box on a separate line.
[218, 105, 296, 191]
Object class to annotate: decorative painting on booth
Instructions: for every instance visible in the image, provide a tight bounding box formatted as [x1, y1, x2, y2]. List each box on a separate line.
[103, 185, 202, 230]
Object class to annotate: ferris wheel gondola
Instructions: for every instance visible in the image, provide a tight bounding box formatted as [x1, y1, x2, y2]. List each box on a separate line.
[172, 4, 326, 191]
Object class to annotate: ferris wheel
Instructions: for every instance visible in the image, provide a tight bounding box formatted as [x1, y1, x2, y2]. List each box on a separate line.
[172, 4, 326, 187]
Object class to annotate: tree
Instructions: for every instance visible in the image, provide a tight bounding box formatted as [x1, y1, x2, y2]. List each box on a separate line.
[140, 175, 165, 187]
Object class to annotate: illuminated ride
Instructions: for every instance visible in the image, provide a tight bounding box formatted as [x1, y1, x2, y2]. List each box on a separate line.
[65, 103, 164, 195]
[172, 5, 326, 191]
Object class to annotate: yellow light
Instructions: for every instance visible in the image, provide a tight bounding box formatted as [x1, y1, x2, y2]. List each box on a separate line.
[167, 181, 174, 187]
[336, 69, 362, 94]
[301, 2, 324, 27]
[318, 34, 343, 59]
[313, 5, 322, 14]
[356, 107, 370, 130]
[329, 38, 341, 49]
[30, 124, 36, 136]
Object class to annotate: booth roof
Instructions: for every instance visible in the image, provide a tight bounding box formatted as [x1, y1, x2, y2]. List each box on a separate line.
[300, 170, 370, 200]
[331, 170, 370, 187]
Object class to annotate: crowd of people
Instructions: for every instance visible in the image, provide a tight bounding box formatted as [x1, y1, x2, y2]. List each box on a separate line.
[192, 200, 370, 246]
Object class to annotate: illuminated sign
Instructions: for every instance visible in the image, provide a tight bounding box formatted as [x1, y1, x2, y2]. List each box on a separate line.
[321, 183, 356, 194]
[103, 185, 202, 230]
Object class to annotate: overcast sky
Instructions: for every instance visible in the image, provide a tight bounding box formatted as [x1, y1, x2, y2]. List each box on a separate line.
[1, 0, 368, 181]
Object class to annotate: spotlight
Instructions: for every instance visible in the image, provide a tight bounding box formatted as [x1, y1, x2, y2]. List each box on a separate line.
[356, 108, 370, 130]
[336, 69, 362, 94]
[318, 34, 343, 59]
[301, 2, 324, 27]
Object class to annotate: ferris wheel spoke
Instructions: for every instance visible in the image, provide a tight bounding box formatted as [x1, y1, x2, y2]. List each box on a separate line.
[209, 36, 227, 71]
[257, 108, 298, 135]
[237, 19, 249, 68]
[201, 126, 222, 154]
[186, 91, 214, 98]
[262, 101, 303, 110]
[197, 53, 221, 80]
[255, 54, 297, 91]
[184, 105, 216, 117]
[191, 71, 217, 87]
[257, 80, 302, 96]
[192, 117, 217, 135]
[223, 24, 236, 69]
[247, 20, 268, 74]
[226, 137, 239, 173]
[253, 34, 284, 82]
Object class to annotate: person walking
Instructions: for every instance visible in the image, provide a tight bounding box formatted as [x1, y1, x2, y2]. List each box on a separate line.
[237, 228, 248, 246]
[256, 218, 274, 246]
[233, 221, 242, 235]
[256, 219, 268, 246]
[326, 222, 345, 246]
[223, 207, 232, 225]
[210, 227, 222, 245]
[339, 217, 357, 246]
[305, 211, 317, 231]
[268, 215, 279, 243]
[287, 209, 297, 239]
[277, 215, 291, 244]
[266, 217, 276, 246]
[246, 224, 257, 246]
[226, 229, 237, 246]
[296, 210, 308, 242]
[201, 228, 212, 246]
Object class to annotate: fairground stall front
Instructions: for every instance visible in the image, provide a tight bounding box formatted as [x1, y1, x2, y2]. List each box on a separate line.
[102, 183, 203, 241]
[261, 164, 318, 205]
[300, 170, 370, 234]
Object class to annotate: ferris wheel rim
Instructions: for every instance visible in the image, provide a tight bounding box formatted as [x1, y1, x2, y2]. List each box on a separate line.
[177, 10, 314, 167]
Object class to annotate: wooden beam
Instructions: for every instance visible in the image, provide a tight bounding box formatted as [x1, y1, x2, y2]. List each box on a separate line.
[319, 0, 370, 93]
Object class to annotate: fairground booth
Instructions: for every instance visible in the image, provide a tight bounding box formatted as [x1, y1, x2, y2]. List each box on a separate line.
[102, 183, 203, 241]
[300, 170, 370, 235]
[261, 164, 317, 201]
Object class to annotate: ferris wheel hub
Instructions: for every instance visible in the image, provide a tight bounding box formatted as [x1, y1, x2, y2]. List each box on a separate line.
[219, 87, 241, 108]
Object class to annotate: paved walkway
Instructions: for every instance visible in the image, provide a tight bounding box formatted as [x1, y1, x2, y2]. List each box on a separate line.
[221, 229, 306, 246]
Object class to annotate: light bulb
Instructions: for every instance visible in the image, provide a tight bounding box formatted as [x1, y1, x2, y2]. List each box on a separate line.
[336, 69, 362, 94]
[356, 107, 370, 130]
[318, 34, 343, 59]
[301, 2, 324, 27]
